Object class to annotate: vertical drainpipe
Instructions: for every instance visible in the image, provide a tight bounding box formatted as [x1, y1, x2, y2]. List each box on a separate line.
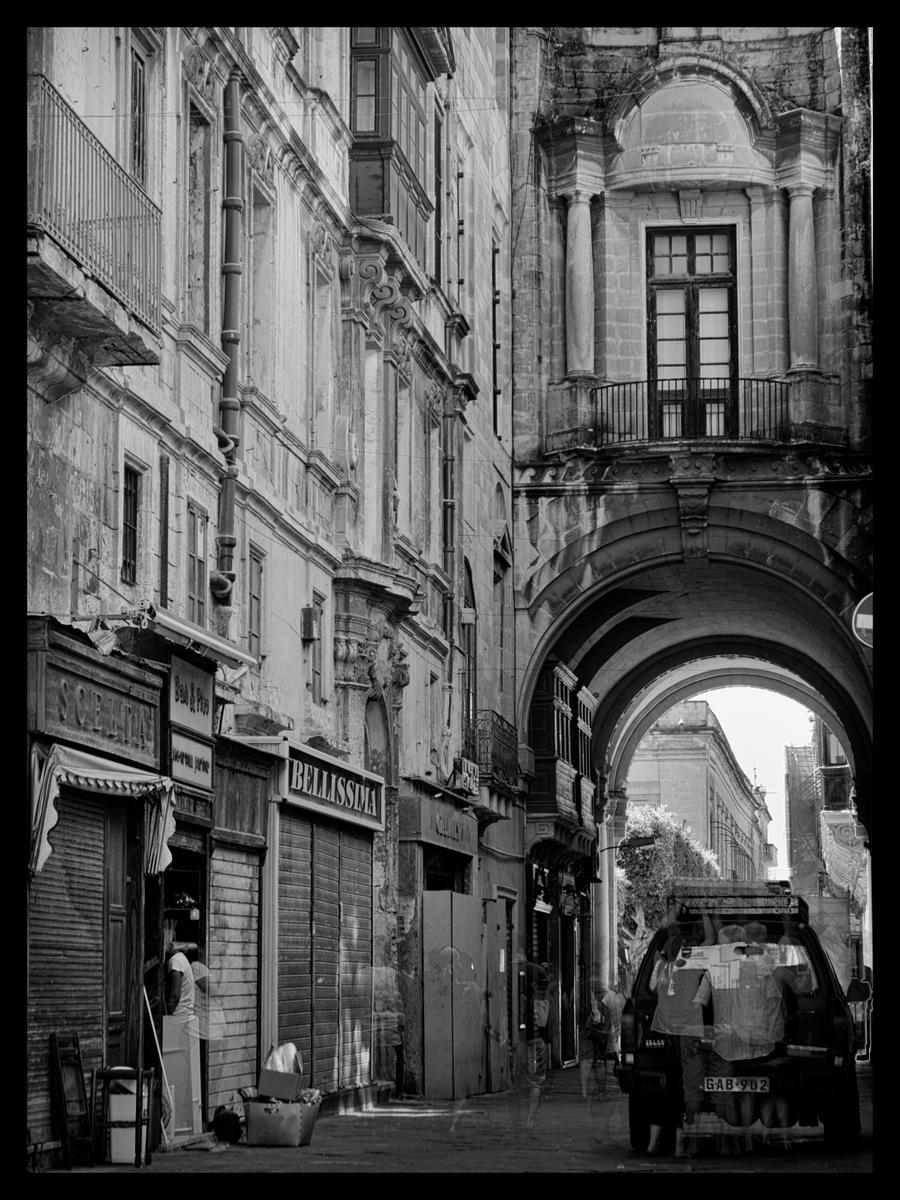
[442, 397, 457, 735]
[213, 69, 243, 609]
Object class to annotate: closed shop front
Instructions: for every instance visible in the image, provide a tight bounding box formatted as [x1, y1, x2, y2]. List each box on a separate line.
[278, 811, 374, 1091]
[26, 618, 171, 1159]
[239, 737, 383, 1101]
[207, 738, 269, 1114]
[398, 785, 481, 1099]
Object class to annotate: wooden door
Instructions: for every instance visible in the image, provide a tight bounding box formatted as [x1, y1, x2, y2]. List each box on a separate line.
[104, 805, 143, 1069]
[105, 808, 128, 1066]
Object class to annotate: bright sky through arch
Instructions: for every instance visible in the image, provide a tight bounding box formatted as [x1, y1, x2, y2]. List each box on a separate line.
[690, 686, 814, 875]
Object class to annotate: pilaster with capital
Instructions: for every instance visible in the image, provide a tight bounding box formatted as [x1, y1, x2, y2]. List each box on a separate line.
[786, 182, 819, 371]
[563, 190, 596, 376]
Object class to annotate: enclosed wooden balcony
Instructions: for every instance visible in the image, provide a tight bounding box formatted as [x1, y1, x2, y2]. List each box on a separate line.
[27, 73, 161, 365]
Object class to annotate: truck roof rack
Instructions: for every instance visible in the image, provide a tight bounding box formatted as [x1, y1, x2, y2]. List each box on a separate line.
[667, 878, 806, 917]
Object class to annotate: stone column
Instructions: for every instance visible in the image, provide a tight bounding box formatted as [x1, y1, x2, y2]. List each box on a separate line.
[564, 191, 595, 375]
[787, 183, 819, 370]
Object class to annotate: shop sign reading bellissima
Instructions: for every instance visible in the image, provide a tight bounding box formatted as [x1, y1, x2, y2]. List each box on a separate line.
[168, 655, 215, 791]
[285, 743, 384, 832]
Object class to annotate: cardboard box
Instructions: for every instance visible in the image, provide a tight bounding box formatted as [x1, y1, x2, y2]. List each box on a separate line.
[257, 1067, 302, 1102]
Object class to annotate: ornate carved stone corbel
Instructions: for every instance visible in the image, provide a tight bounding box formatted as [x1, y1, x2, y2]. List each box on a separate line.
[669, 453, 717, 559]
[27, 318, 89, 404]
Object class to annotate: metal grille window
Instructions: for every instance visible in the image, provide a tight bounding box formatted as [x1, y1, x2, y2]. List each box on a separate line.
[121, 465, 139, 584]
[647, 227, 737, 439]
[130, 47, 147, 187]
[248, 547, 264, 662]
[186, 501, 208, 627]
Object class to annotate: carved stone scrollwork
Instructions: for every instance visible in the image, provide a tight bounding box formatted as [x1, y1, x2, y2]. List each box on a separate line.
[334, 634, 376, 685]
[27, 321, 89, 404]
[675, 486, 711, 557]
[670, 453, 717, 560]
[313, 222, 334, 272]
[184, 44, 217, 102]
[355, 609, 411, 701]
[247, 135, 275, 189]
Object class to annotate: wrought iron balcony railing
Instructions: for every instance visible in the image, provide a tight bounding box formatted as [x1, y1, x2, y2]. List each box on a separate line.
[470, 710, 519, 791]
[27, 73, 162, 334]
[592, 377, 790, 446]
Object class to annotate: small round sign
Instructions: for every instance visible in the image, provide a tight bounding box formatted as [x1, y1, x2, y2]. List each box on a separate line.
[851, 593, 873, 648]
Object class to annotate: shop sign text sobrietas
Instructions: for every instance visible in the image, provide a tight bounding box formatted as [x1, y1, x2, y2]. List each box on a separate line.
[285, 745, 384, 832]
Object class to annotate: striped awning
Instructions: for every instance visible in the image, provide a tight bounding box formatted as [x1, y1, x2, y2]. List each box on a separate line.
[29, 743, 176, 877]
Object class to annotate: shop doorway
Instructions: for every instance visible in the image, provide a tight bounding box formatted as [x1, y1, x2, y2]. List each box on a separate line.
[422, 890, 483, 1099]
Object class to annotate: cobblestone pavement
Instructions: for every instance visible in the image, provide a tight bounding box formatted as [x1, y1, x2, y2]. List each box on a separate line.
[35, 1062, 874, 1175]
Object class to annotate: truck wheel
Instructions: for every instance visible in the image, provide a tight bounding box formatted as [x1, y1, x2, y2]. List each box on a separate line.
[628, 1092, 650, 1153]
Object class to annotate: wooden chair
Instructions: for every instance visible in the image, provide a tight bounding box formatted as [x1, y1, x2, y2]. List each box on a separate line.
[48, 1032, 94, 1170]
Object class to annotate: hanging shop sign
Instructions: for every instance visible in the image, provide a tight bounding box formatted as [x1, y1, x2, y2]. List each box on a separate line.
[169, 729, 215, 791]
[169, 655, 215, 739]
[285, 743, 384, 833]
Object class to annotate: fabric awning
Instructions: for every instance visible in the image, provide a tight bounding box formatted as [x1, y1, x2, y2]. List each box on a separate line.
[29, 743, 176, 877]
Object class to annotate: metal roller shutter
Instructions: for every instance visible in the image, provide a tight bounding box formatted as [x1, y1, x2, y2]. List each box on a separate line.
[27, 791, 105, 1143]
[278, 813, 373, 1093]
[340, 830, 373, 1089]
[207, 846, 260, 1111]
[278, 811, 313, 1075]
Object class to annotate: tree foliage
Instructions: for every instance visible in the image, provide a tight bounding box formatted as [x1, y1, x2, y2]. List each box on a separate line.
[615, 805, 720, 975]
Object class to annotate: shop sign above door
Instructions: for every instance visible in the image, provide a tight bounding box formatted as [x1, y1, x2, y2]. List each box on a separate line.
[285, 743, 384, 832]
[170, 655, 215, 739]
[170, 729, 214, 791]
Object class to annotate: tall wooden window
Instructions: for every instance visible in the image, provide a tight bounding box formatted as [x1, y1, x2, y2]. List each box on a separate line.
[350, 27, 384, 134]
[130, 46, 147, 186]
[492, 242, 501, 435]
[248, 546, 264, 662]
[349, 27, 432, 270]
[121, 465, 140, 584]
[158, 454, 169, 607]
[390, 29, 427, 188]
[462, 562, 477, 750]
[310, 593, 325, 704]
[186, 500, 208, 626]
[647, 227, 737, 439]
[434, 112, 443, 281]
[186, 104, 211, 332]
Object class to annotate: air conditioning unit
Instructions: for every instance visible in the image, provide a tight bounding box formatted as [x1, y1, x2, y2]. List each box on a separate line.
[300, 606, 320, 641]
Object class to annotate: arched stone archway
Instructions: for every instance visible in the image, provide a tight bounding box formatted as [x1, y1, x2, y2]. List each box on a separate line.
[515, 479, 873, 837]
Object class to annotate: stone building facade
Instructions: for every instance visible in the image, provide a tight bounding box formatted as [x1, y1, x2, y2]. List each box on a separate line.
[785, 715, 871, 991]
[626, 700, 774, 881]
[508, 27, 872, 993]
[26, 25, 874, 1165]
[27, 25, 517, 1164]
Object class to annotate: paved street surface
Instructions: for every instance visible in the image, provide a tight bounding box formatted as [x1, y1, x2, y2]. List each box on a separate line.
[38, 1063, 873, 1175]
